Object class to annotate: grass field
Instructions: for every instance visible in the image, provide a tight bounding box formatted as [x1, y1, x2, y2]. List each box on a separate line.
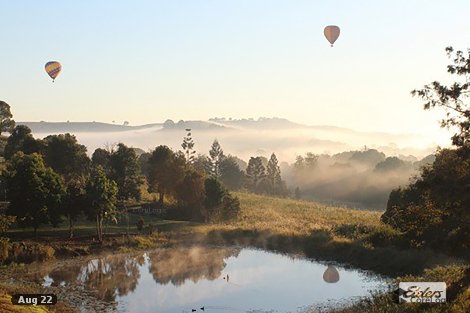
[204, 192, 383, 235]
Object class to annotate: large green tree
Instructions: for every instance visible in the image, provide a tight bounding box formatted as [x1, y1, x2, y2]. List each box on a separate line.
[42, 133, 90, 236]
[219, 156, 244, 191]
[92, 148, 111, 173]
[109, 143, 143, 201]
[138, 152, 151, 177]
[147, 146, 185, 204]
[4, 125, 43, 159]
[175, 169, 205, 221]
[6, 152, 65, 235]
[43, 133, 90, 181]
[85, 166, 118, 242]
[63, 176, 86, 238]
[0, 101, 15, 136]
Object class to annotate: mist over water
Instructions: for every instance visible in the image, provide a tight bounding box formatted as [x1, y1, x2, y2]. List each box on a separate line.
[35, 246, 387, 313]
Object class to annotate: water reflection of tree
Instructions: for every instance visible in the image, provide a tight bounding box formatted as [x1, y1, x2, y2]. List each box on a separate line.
[148, 246, 240, 286]
[43, 254, 143, 303]
[79, 254, 142, 301]
[39, 246, 239, 303]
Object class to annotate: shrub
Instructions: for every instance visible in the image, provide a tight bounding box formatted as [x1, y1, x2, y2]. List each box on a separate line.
[33, 244, 55, 261]
[204, 177, 241, 222]
[334, 223, 406, 248]
[333, 224, 371, 239]
[6, 242, 55, 264]
[134, 235, 154, 249]
[204, 177, 226, 219]
[362, 224, 406, 248]
[304, 230, 333, 250]
[220, 193, 241, 221]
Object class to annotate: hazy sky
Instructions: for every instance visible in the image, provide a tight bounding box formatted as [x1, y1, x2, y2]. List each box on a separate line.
[1, 1, 469, 136]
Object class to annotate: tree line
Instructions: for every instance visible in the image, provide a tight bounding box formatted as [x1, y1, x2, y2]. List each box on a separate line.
[0, 102, 290, 242]
[0, 107, 248, 241]
[181, 137, 288, 196]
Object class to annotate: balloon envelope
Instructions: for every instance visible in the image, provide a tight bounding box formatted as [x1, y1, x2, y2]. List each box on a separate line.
[323, 265, 340, 283]
[45, 61, 62, 81]
[324, 25, 340, 46]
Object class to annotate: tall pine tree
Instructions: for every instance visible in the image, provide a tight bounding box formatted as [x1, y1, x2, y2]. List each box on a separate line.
[209, 139, 224, 177]
[181, 128, 196, 164]
[246, 156, 266, 191]
[266, 153, 282, 195]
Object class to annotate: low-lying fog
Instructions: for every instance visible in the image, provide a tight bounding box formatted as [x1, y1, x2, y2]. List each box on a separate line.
[23, 118, 447, 210]
[24, 118, 445, 162]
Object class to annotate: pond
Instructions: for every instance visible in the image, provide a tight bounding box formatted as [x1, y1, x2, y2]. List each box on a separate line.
[35, 246, 387, 312]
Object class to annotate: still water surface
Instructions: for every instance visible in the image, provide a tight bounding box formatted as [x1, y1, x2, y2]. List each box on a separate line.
[39, 246, 387, 312]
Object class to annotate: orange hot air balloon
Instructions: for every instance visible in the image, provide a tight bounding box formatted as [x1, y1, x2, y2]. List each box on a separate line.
[323, 265, 340, 283]
[45, 61, 62, 82]
[324, 25, 341, 47]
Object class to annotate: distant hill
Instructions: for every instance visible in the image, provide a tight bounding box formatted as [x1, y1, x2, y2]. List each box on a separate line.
[19, 118, 415, 140]
[18, 117, 437, 163]
[161, 120, 226, 131]
[209, 117, 304, 129]
[18, 120, 228, 133]
[18, 122, 162, 133]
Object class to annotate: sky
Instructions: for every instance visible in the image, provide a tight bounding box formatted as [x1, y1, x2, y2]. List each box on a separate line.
[1, 0, 469, 138]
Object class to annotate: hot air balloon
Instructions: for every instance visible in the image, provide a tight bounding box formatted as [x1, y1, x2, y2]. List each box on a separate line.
[323, 265, 340, 283]
[324, 25, 340, 47]
[45, 61, 62, 82]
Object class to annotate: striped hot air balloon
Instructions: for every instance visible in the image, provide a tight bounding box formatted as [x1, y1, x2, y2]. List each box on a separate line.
[324, 25, 341, 47]
[45, 61, 62, 82]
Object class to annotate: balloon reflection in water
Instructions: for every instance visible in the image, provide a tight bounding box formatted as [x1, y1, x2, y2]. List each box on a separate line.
[323, 265, 340, 283]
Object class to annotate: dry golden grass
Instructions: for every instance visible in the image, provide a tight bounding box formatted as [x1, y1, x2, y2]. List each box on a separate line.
[0, 293, 49, 313]
[0, 284, 76, 313]
[192, 192, 383, 236]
